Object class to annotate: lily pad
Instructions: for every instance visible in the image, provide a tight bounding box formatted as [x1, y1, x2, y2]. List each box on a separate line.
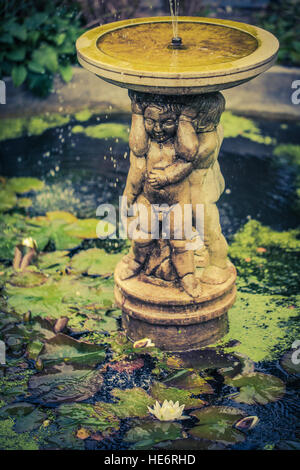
[65, 218, 115, 239]
[39, 333, 106, 366]
[104, 388, 155, 419]
[32, 218, 81, 251]
[166, 348, 242, 374]
[70, 248, 123, 276]
[6, 177, 44, 194]
[163, 370, 214, 395]
[189, 406, 246, 445]
[155, 438, 226, 450]
[0, 190, 17, 212]
[8, 270, 47, 288]
[38, 251, 70, 273]
[45, 211, 77, 224]
[150, 382, 206, 410]
[225, 372, 285, 405]
[58, 403, 120, 434]
[17, 198, 32, 209]
[124, 419, 182, 450]
[0, 402, 35, 419]
[28, 363, 104, 404]
[5, 276, 105, 319]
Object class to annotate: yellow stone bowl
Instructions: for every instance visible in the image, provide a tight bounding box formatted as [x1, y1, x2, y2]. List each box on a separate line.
[76, 16, 279, 95]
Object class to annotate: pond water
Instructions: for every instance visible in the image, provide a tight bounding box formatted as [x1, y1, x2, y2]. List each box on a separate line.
[0, 111, 299, 450]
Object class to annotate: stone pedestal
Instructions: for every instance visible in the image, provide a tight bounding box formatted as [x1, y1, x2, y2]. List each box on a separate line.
[115, 259, 237, 352]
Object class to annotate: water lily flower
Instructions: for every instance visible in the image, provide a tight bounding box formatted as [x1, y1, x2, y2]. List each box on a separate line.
[22, 237, 37, 250]
[147, 400, 188, 421]
[133, 337, 155, 349]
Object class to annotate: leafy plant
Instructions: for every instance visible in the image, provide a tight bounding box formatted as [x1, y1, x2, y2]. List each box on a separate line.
[259, 0, 300, 66]
[0, 2, 83, 96]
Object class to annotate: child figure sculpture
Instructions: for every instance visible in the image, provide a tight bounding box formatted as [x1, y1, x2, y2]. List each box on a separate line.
[120, 91, 230, 298]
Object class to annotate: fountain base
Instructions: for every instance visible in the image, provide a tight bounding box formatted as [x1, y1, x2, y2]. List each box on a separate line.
[115, 259, 237, 352]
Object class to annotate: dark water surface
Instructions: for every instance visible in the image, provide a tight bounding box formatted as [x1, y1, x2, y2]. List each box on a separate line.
[0, 114, 299, 237]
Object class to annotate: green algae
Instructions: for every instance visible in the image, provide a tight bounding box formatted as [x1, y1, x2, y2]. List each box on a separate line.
[71, 123, 130, 142]
[74, 109, 93, 122]
[213, 219, 300, 362]
[217, 291, 300, 362]
[0, 114, 71, 142]
[0, 418, 39, 450]
[273, 144, 300, 166]
[229, 220, 300, 296]
[221, 112, 275, 145]
[6, 177, 44, 194]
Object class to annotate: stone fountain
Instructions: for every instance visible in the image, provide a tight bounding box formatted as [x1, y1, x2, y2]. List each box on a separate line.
[76, 15, 278, 351]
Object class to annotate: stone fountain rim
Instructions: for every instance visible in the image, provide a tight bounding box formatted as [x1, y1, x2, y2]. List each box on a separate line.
[76, 16, 279, 94]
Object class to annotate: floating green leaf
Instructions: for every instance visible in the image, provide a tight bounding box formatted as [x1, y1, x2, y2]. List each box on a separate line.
[39, 333, 106, 366]
[58, 403, 120, 434]
[124, 419, 182, 450]
[70, 248, 123, 276]
[5, 276, 104, 319]
[38, 251, 70, 274]
[28, 363, 104, 404]
[103, 388, 155, 419]
[225, 372, 285, 405]
[8, 270, 47, 288]
[150, 382, 206, 410]
[6, 177, 44, 194]
[189, 406, 246, 445]
[163, 370, 214, 395]
[0, 190, 17, 212]
[65, 218, 115, 239]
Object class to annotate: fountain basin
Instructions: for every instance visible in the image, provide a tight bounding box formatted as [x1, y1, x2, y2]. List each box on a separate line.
[76, 16, 279, 94]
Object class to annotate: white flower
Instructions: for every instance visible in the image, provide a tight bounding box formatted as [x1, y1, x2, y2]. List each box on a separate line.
[147, 400, 188, 421]
[133, 338, 155, 349]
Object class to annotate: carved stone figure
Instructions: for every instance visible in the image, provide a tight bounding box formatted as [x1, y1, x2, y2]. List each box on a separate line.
[120, 91, 229, 297]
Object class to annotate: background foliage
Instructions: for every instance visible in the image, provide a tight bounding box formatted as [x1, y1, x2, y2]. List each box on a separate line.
[0, 1, 83, 97]
[259, 0, 300, 66]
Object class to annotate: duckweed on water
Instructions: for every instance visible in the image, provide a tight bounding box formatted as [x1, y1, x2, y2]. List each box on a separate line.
[0, 419, 39, 450]
[229, 220, 300, 295]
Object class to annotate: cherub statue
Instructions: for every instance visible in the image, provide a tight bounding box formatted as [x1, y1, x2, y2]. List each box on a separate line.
[120, 91, 229, 298]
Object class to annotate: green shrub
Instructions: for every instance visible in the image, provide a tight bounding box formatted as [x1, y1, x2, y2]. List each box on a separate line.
[259, 0, 300, 66]
[0, 2, 83, 96]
